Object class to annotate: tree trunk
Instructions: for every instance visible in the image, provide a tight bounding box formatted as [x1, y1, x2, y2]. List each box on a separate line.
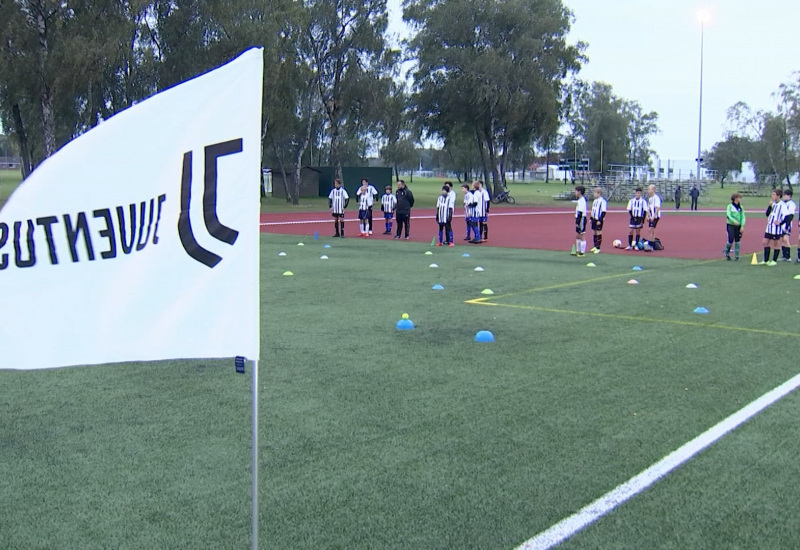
[12, 103, 33, 179]
[545, 145, 550, 183]
[483, 129, 502, 194]
[475, 128, 489, 185]
[34, 4, 56, 159]
[271, 137, 293, 203]
[329, 122, 342, 181]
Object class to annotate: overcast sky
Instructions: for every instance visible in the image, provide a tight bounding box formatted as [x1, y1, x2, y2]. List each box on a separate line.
[387, 0, 800, 161]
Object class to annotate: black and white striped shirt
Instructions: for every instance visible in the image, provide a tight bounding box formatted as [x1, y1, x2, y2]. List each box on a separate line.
[356, 185, 374, 206]
[473, 189, 487, 217]
[328, 188, 349, 214]
[436, 195, 451, 223]
[381, 193, 396, 213]
[648, 194, 662, 219]
[766, 202, 785, 235]
[591, 197, 608, 221]
[575, 196, 587, 222]
[463, 191, 474, 217]
[358, 189, 372, 210]
[627, 196, 647, 218]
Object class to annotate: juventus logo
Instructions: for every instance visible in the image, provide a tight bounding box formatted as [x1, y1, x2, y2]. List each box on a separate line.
[178, 139, 242, 268]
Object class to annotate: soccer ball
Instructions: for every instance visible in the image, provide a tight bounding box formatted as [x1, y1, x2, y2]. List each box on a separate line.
[613, 239, 622, 248]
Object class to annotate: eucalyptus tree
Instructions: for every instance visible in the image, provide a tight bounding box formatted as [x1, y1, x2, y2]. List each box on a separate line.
[405, 0, 583, 193]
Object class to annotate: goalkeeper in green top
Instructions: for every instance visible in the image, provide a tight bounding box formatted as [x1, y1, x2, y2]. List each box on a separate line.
[725, 192, 746, 261]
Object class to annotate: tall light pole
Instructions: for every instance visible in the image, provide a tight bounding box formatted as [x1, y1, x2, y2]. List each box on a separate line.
[696, 9, 710, 186]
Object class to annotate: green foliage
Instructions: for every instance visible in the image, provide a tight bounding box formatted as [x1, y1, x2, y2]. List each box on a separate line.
[405, 0, 584, 193]
[563, 80, 659, 173]
[706, 136, 753, 185]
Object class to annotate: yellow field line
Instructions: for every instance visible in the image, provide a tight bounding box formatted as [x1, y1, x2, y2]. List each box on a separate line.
[471, 301, 800, 338]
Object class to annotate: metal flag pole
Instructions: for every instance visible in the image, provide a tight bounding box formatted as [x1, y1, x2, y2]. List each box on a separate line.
[252, 358, 259, 550]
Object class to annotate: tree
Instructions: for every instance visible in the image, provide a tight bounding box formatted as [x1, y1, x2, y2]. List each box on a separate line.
[302, 0, 391, 181]
[706, 136, 752, 187]
[406, 0, 584, 194]
[623, 100, 659, 168]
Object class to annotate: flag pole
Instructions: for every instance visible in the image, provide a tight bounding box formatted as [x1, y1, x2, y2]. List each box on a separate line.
[251, 358, 259, 550]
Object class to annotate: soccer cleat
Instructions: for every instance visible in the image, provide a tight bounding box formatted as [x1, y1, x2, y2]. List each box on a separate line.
[625, 246, 633, 250]
[404, 236, 410, 240]
[449, 243, 454, 247]
[735, 257, 740, 261]
[393, 235, 401, 239]
[593, 248, 600, 254]
[368, 230, 373, 235]
[576, 252, 585, 257]
[589, 247, 598, 253]
[436, 242, 442, 247]
[382, 231, 391, 235]
[767, 261, 778, 267]
[464, 237, 471, 241]
[758, 261, 766, 265]
[726, 255, 731, 261]
[570, 250, 578, 256]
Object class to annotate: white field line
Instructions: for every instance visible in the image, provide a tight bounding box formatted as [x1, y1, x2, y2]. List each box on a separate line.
[260, 209, 722, 227]
[516, 370, 800, 550]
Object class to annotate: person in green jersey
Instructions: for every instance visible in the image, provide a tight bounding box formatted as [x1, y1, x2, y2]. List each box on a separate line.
[725, 192, 746, 261]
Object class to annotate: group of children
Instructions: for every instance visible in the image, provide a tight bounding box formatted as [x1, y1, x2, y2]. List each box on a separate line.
[572, 184, 664, 257]
[327, 177, 490, 246]
[327, 177, 414, 239]
[754, 188, 797, 265]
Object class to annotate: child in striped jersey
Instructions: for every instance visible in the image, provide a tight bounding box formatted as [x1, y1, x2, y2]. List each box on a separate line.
[626, 187, 647, 249]
[762, 189, 785, 265]
[462, 184, 475, 241]
[327, 178, 349, 237]
[435, 186, 454, 246]
[380, 185, 396, 235]
[445, 182, 456, 244]
[572, 185, 587, 256]
[589, 187, 607, 253]
[357, 180, 372, 237]
[780, 189, 796, 260]
[470, 180, 486, 244]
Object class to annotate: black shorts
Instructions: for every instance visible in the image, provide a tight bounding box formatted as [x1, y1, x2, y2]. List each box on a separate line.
[648, 218, 660, 229]
[726, 224, 742, 243]
[358, 210, 369, 220]
[575, 218, 587, 234]
[332, 212, 344, 218]
[591, 219, 604, 231]
[764, 232, 781, 241]
[629, 216, 645, 229]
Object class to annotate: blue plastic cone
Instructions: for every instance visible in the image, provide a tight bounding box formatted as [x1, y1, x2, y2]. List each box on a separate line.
[462, 253, 471, 258]
[432, 284, 444, 290]
[323, 244, 331, 248]
[474, 330, 495, 342]
[396, 319, 415, 330]
[693, 307, 709, 314]
[632, 266, 644, 271]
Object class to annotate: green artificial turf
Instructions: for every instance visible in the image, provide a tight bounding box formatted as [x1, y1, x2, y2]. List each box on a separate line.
[3, 233, 800, 549]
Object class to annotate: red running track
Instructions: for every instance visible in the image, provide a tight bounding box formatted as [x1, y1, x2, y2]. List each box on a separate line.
[261, 206, 764, 260]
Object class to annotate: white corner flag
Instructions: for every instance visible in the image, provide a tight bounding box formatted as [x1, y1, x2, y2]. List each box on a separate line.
[0, 48, 263, 370]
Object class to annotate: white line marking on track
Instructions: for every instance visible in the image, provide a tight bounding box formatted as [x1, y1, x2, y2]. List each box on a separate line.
[260, 209, 723, 227]
[516, 370, 800, 550]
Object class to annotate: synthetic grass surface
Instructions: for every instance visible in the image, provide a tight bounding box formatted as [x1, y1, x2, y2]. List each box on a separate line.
[2, 233, 800, 549]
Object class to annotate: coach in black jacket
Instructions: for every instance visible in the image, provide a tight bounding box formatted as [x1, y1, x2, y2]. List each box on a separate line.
[394, 180, 415, 239]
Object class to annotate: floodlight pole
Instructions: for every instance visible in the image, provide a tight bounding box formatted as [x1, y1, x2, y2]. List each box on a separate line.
[696, 21, 705, 186]
[252, 359, 259, 550]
